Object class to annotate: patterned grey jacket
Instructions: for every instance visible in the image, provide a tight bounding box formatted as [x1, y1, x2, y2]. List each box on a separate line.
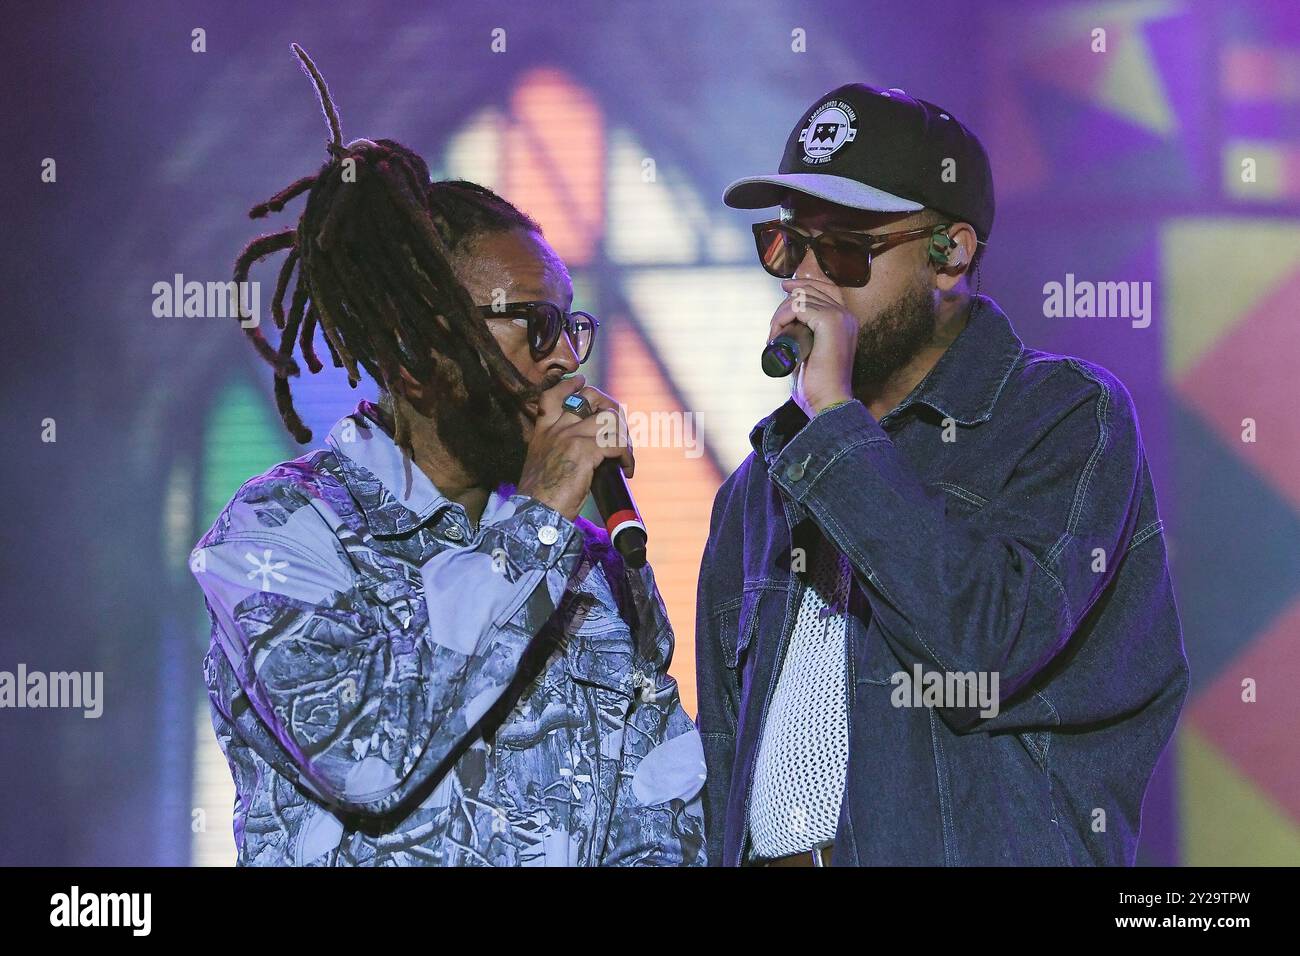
[191, 400, 706, 866]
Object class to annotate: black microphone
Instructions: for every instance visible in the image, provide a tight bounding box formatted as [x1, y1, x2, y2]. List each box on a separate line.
[562, 393, 648, 569]
[761, 322, 814, 377]
[591, 462, 648, 569]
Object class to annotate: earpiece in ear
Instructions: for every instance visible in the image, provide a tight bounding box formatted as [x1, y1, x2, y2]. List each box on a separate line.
[928, 224, 956, 264]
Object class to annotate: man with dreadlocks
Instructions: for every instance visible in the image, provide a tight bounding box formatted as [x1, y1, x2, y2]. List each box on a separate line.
[189, 46, 706, 866]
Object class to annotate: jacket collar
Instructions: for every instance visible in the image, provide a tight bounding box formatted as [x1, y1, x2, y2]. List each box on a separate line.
[325, 400, 511, 538]
[887, 293, 1023, 427]
[749, 294, 1023, 461]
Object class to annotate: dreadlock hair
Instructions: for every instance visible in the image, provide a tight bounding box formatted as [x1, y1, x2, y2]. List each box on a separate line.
[231, 43, 543, 457]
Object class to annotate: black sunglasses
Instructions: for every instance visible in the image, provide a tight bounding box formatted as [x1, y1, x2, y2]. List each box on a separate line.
[751, 220, 945, 287]
[477, 301, 600, 364]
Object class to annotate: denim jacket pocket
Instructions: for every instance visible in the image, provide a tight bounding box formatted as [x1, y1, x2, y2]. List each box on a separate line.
[707, 597, 744, 670]
[731, 584, 774, 669]
[709, 583, 768, 671]
[933, 481, 989, 516]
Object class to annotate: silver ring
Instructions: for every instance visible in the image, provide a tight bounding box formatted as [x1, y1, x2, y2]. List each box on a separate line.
[561, 393, 594, 419]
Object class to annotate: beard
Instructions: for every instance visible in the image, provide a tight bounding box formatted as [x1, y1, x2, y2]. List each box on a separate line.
[432, 389, 529, 491]
[430, 366, 567, 492]
[851, 279, 938, 392]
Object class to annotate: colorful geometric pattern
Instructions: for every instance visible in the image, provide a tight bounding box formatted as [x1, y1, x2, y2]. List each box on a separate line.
[977, 0, 1300, 866]
[1220, 21, 1300, 200]
[983, 0, 1189, 199]
[184, 2, 1300, 866]
[1164, 218, 1300, 863]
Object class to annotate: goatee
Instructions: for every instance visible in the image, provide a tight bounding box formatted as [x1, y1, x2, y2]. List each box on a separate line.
[433, 393, 529, 491]
[851, 280, 938, 392]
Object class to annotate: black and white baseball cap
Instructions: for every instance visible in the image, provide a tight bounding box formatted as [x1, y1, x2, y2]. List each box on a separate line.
[723, 83, 995, 241]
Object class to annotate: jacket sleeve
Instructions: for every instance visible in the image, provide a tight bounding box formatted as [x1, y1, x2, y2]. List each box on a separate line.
[768, 364, 1154, 733]
[191, 490, 583, 818]
[693, 479, 742, 865]
[599, 563, 708, 866]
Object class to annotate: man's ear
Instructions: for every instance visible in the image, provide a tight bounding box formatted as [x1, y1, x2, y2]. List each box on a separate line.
[935, 221, 978, 291]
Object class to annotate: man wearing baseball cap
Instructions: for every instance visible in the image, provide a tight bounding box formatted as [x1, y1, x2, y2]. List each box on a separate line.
[694, 84, 1188, 866]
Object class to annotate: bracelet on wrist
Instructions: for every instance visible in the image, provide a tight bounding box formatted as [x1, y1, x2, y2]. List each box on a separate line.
[815, 398, 855, 416]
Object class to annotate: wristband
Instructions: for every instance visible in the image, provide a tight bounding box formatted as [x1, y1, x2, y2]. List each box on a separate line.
[815, 399, 855, 416]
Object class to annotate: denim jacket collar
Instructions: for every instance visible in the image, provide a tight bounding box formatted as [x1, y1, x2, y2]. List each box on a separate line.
[893, 293, 1023, 427]
[748, 293, 1023, 464]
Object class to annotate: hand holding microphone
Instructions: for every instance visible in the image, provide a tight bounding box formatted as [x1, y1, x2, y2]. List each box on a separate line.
[761, 322, 814, 377]
[560, 391, 647, 569]
[516, 375, 648, 569]
[762, 276, 858, 417]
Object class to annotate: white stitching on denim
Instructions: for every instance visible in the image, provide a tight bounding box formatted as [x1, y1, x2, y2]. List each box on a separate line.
[1034, 690, 1060, 728]
[1022, 732, 1045, 764]
[936, 482, 988, 508]
[1051, 360, 1112, 565]
[1126, 519, 1164, 553]
[798, 436, 891, 493]
[975, 338, 1025, 424]
[710, 602, 742, 670]
[1029, 551, 1074, 631]
[1046, 531, 1071, 563]
[928, 709, 958, 865]
[1041, 739, 1072, 864]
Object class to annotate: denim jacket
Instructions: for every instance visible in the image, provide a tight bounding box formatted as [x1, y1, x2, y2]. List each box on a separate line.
[695, 294, 1189, 866]
[192, 401, 706, 866]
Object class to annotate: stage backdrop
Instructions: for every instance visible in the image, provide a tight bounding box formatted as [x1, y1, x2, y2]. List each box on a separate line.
[1, 0, 1297, 866]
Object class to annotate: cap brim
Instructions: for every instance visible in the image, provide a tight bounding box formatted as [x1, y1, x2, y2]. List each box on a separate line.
[722, 173, 925, 213]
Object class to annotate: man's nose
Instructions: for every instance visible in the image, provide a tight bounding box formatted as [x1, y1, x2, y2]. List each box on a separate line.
[546, 331, 581, 377]
[795, 246, 827, 281]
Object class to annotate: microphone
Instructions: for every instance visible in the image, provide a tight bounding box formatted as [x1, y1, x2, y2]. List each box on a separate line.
[591, 462, 648, 569]
[561, 393, 649, 569]
[761, 322, 814, 377]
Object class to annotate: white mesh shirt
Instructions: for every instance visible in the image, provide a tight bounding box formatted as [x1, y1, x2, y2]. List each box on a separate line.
[747, 539, 852, 860]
